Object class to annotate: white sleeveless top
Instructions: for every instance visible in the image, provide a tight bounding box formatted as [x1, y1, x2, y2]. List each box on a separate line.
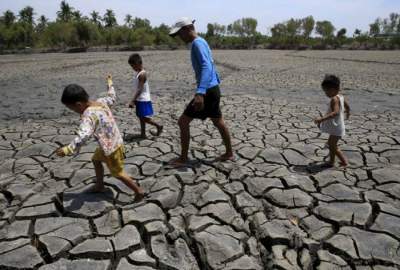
[320, 94, 345, 137]
[133, 70, 151, 102]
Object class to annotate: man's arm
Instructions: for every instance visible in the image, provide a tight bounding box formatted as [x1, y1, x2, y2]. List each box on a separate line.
[57, 114, 96, 156]
[192, 41, 213, 95]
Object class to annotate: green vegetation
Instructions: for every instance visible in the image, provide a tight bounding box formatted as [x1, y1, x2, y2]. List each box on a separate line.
[0, 1, 179, 52]
[0, 1, 399, 52]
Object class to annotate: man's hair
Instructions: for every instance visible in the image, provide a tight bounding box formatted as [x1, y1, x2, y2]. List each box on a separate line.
[321, 74, 340, 90]
[61, 84, 89, 104]
[128, 53, 142, 66]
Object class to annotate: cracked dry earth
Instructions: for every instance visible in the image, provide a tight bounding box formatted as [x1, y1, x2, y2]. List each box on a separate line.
[1, 93, 400, 270]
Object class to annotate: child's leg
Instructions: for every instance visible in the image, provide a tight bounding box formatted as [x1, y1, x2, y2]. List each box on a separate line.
[328, 135, 348, 167]
[141, 117, 163, 136]
[106, 146, 145, 200]
[334, 137, 348, 166]
[327, 135, 338, 166]
[139, 117, 146, 138]
[115, 172, 145, 200]
[92, 160, 106, 192]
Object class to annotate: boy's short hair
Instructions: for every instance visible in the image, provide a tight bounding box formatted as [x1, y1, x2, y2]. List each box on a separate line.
[128, 53, 142, 66]
[61, 84, 89, 104]
[321, 74, 340, 90]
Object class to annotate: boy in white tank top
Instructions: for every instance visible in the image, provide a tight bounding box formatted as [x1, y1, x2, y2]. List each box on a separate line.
[128, 54, 163, 139]
[314, 75, 351, 168]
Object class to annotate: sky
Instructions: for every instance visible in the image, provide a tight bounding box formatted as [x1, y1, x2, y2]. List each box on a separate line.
[1, 0, 399, 35]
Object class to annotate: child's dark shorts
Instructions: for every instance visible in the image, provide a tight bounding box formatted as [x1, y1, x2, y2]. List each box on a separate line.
[183, 85, 222, 120]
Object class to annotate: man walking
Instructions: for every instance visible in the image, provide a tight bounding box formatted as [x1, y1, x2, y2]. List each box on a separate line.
[169, 17, 234, 167]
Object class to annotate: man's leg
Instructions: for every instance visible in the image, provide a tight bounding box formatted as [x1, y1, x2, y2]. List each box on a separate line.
[169, 114, 193, 166]
[178, 114, 193, 162]
[92, 160, 106, 192]
[211, 117, 234, 160]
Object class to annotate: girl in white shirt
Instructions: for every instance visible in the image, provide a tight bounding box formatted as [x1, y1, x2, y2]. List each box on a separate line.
[128, 54, 163, 139]
[315, 75, 351, 168]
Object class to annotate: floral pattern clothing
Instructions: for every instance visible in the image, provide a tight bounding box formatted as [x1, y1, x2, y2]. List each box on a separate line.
[62, 85, 123, 156]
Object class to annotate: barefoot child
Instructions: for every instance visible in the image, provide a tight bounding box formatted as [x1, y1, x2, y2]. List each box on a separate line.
[128, 53, 163, 139]
[56, 76, 145, 201]
[314, 74, 351, 168]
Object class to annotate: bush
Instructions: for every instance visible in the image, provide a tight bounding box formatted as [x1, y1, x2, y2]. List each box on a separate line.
[39, 22, 77, 48]
[128, 27, 156, 48]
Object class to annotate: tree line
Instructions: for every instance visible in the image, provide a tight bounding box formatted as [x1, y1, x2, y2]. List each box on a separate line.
[205, 15, 400, 49]
[1, 1, 399, 52]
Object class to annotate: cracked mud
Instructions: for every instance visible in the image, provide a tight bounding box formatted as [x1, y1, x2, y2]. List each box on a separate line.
[1, 51, 400, 269]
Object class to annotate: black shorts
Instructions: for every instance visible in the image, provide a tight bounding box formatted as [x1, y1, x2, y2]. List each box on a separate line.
[183, 85, 222, 120]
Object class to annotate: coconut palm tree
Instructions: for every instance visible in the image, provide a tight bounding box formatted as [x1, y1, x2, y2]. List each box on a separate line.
[125, 14, 132, 27]
[2, 10, 16, 27]
[73, 10, 82, 21]
[90, 11, 101, 27]
[103, 9, 117, 28]
[57, 0, 73, 22]
[36, 15, 48, 32]
[19, 6, 34, 26]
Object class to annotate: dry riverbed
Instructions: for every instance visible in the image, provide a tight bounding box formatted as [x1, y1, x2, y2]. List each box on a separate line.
[0, 50, 399, 269]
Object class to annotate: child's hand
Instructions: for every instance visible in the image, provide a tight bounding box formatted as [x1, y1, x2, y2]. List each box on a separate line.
[56, 148, 66, 157]
[314, 118, 323, 125]
[107, 75, 113, 87]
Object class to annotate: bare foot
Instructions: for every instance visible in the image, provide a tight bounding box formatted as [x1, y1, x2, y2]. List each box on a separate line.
[156, 125, 163, 136]
[215, 153, 235, 162]
[168, 157, 189, 168]
[150, 125, 163, 136]
[339, 162, 348, 168]
[133, 192, 145, 203]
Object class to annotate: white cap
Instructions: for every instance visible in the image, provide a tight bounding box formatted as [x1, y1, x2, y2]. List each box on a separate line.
[169, 17, 195, 36]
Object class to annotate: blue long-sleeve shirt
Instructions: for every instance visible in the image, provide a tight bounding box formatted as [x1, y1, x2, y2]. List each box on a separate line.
[191, 37, 220, 95]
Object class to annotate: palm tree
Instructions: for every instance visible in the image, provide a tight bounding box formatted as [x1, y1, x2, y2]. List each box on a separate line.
[19, 6, 35, 26]
[90, 11, 101, 27]
[36, 15, 48, 32]
[57, 0, 73, 22]
[103, 9, 117, 28]
[18, 6, 35, 47]
[2, 10, 16, 27]
[73, 10, 82, 21]
[125, 14, 132, 27]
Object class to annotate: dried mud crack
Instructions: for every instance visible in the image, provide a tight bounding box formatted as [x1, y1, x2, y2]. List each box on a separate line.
[1, 93, 399, 270]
